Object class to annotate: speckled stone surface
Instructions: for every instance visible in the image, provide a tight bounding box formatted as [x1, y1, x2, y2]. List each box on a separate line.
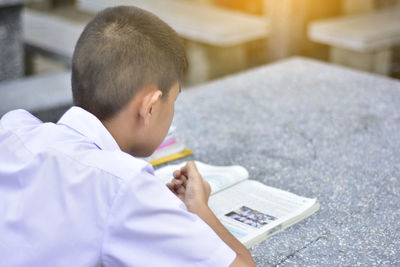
[0, 1, 24, 81]
[165, 57, 400, 266]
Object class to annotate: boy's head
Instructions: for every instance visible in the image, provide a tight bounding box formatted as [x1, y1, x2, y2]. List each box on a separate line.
[71, 6, 187, 121]
[71, 6, 187, 157]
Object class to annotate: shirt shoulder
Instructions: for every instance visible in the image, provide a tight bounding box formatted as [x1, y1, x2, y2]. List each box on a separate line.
[0, 111, 149, 266]
[1, 109, 42, 133]
[1, 109, 152, 183]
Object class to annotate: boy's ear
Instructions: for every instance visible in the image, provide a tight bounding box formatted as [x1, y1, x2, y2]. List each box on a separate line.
[138, 89, 163, 125]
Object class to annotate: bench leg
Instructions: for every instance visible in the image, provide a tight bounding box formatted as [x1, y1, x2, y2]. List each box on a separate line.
[330, 47, 392, 75]
[184, 41, 210, 85]
[184, 40, 247, 85]
[24, 45, 35, 75]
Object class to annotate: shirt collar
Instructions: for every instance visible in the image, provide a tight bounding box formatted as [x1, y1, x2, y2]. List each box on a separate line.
[58, 106, 120, 151]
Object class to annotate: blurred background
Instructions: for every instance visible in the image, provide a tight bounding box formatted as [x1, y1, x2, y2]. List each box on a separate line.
[0, 0, 399, 121]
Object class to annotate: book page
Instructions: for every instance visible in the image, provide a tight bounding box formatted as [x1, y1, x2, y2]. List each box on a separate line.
[154, 161, 249, 194]
[209, 180, 319, 247]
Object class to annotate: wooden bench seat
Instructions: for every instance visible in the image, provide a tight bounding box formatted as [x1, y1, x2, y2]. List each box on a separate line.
[308, 6, 400, 75]
[0, 71, 72, 122]
[23, 1, 269, 85]
[77, 0, 268, 47]
[79, 0, 270, 84]
[22, 7, 91, 69]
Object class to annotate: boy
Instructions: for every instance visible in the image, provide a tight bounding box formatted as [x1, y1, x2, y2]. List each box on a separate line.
[0, 6, 254, 267]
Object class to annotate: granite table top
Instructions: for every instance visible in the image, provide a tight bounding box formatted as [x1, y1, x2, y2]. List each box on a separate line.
[165, 57, 400, 266]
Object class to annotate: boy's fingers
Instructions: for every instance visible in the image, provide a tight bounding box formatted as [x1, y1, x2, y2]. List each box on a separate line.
[173, 170, 181, 178]
[172, 178, 184, 187]
[166, 182, 174, 191]
[167, 183, 179, 194]
[167, 178, 183, 191]
[179, 175, 188, 186]
[185, 161, 197, 172]
[179, 165, 187, 176]
[181, 161, 200, 180]
[172, 173, 188, 186]
[176, 185, 185, 195]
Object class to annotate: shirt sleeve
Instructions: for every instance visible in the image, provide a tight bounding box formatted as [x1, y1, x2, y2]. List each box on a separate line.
[101, 170, 236, 267]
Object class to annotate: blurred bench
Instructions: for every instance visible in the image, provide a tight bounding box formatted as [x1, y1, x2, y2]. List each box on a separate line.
[0, 71, 72, 122]
[23, 0, 269, 85]
[22, 7, 91, 72]
[308, 6, 400, 75]
[27, 0, 74, 9]
[77, 0, 268, 47]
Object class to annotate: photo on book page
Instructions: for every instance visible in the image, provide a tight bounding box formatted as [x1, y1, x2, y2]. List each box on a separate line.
[225, 206, 277, 229]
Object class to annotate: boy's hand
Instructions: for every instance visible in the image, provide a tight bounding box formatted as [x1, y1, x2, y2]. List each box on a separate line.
[166, 161, 211, 213]
[167, 161, 255, 266]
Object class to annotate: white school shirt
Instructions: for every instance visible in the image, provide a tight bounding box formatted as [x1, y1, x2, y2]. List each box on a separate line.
[0, 107, 236, 267]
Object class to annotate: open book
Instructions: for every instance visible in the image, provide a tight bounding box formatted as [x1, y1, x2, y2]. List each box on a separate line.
[155, 161, 320, 248]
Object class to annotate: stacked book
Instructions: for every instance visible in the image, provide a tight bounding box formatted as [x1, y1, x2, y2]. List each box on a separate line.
[144, 125, 193, 166]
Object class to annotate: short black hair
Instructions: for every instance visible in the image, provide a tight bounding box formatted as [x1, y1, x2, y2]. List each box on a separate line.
[71, 6, 187, 120]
